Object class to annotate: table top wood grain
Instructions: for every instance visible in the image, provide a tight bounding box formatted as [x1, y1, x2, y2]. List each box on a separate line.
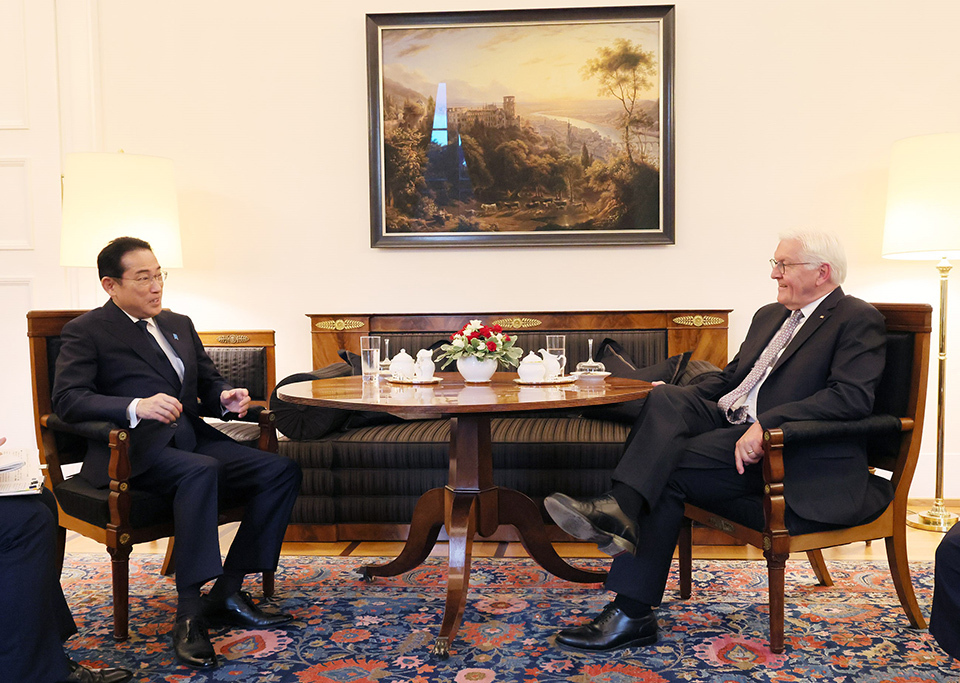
[276, 372, 652, 419]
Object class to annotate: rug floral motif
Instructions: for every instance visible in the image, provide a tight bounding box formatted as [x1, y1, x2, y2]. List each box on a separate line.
[60, 554, 958, 682]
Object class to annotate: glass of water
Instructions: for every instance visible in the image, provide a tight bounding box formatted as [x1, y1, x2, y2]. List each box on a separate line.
[545, 334, 567, 378]
[360, 336, 381, 380]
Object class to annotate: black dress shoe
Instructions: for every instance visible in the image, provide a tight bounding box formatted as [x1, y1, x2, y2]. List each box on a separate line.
[555, 603, 658, 652]
[202, 590, 294, 628]
[544, 492, 639, 556]
[171, 615, 218, 669]
[66, 659, 133, 682]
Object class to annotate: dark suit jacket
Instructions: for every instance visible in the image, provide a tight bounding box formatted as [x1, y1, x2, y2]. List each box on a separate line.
[690, 287, 889, 525]
[52, 299, 234, 488]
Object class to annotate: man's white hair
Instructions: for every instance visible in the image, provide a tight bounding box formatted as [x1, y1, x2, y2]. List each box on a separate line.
[778, 229, 847, 285]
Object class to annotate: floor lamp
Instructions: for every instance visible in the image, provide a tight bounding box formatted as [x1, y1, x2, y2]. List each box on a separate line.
[61, 152, 183, 269]
[882, 132, 960, 532]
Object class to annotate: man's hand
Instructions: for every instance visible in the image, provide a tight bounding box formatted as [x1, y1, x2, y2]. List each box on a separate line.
[136, 393, 183, 424]
[734, 421, 765, 474]
[221, 388, 251, 418]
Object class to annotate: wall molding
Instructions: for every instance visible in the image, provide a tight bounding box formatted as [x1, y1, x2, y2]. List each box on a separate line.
[0, 157, 34, 249]
[0, 0, 29, 129]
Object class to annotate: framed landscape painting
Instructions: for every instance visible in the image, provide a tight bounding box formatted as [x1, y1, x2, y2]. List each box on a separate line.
[366, 5, 675, 248]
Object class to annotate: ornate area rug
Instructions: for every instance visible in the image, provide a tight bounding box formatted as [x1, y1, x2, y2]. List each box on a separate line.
[60, 554, 958, 682]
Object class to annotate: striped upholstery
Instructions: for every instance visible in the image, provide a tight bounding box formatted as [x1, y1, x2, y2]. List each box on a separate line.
[281, 416, 629, 525]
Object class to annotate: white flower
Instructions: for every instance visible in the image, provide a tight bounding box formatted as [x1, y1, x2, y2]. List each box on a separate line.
[452, 338, 465, 348]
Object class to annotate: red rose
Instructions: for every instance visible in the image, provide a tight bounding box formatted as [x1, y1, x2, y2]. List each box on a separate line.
[486, 340, 497, 352]
[491, 324, 503, 334]
[504, 335, 511, 342]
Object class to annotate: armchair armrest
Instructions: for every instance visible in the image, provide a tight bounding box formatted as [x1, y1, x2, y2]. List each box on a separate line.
[760, 414, 906, 539]
[774, 414, 906, 444]
[39, 413, 132, 504]
[41, 413, 122, 443]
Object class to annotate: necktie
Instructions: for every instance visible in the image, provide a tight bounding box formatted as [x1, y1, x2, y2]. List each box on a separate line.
[136, 319, 167, 359]
[136, 319, 181, 387]
[718, 310, 804, 424]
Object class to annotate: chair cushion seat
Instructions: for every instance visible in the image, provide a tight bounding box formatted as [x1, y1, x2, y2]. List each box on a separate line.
[55, 475, 174, 529]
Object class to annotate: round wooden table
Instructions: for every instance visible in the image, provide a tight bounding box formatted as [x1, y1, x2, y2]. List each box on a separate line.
[278, 371, 651, 657]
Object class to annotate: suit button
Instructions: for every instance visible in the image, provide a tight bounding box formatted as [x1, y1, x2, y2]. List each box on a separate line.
[170, 422, 178, 428]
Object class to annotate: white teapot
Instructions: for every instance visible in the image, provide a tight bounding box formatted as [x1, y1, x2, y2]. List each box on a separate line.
[539, 348, 563, 380]
[517, 351, 547, 383]
[389, 348, 415, 380]
[415, 349, 435, 380]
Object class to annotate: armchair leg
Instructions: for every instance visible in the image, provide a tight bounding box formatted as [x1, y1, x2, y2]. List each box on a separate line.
[884, 533, 926, 629]
[160, 538, 176, 576]
[108, 545, 132, 641]
[678, 517, 693, 599]
[805, 549, 833, 586]
[766, 552, 788, 654]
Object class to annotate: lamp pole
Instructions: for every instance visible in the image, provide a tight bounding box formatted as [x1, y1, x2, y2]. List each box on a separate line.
[907, 258, 958, 531]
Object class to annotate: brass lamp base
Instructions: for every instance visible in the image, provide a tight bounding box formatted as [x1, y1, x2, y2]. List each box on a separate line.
[906, 501, 958, 532]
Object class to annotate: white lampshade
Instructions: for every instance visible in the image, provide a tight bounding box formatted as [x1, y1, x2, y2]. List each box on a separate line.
[882, 133, 960, 261]
[60, 152, 183, 268]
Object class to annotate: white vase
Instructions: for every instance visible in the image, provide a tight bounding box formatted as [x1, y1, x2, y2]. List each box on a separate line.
[456, 356, 498, 383]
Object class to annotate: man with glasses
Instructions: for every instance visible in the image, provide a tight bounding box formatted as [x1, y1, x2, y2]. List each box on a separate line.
[544, 230, 890, 652]
[52, 237, 301, 670]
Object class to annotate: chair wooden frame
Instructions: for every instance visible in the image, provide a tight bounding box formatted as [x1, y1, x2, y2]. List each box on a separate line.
[197, 329, 276, 409]
[27, 310, 279, 641]
[678, 303, 932, 653]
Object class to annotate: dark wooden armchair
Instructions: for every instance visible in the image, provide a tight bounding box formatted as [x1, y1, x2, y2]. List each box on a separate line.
[678, 303, 932, 653]
[27, 310, 279, 641]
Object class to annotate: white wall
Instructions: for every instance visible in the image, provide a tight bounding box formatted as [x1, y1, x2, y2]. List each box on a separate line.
[6, 0, 960, 499]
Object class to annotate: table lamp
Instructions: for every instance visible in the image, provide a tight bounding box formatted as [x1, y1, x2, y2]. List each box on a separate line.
[61, 152, 183, 268]
[882, 132, 960, 532]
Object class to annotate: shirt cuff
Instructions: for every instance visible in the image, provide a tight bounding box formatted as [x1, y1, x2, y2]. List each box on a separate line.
[128, 398, 141, 428]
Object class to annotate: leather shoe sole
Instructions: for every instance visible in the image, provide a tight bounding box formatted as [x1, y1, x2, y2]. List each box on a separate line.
[544, 492, 637, 556]
[66, 660, 133, 683]
[555, 604, 658, 652]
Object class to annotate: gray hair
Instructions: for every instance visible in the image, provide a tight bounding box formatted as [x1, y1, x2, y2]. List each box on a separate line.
[778, 229, 847, 285]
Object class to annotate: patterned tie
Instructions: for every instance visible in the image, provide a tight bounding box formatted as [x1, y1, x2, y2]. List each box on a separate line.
[718, 310, 804, 424]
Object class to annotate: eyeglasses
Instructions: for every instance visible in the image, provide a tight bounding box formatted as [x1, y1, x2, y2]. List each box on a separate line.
[119, 271, 168, 287]
[769, 259, 812, 275]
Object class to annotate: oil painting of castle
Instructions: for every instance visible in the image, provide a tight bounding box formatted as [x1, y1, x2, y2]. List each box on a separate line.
[367, 7, 675, 247]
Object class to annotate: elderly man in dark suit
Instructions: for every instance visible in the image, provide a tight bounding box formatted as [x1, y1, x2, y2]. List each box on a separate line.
[545, 230, 891, 652]
[52, 237, 301, 670]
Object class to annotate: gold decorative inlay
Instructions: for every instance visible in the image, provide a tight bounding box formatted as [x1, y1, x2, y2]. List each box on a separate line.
[491, 317, 542, 329]
[763, 536, 771, 551]
[120, 533, 131, 545]
[315, 319, 365, 331]
[119, 482, 128, 492]
[118, 432, 127, 441]
[672, 314, 725, 328]
[216, 334, 250, 344]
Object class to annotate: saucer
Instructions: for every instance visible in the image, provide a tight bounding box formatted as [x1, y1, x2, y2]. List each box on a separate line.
[513, 376, 577, 386]
[570, 371, 612, 382]
[386, 377, 442, 385]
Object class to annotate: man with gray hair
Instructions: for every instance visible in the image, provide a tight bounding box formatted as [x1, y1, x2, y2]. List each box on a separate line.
[545, 230, 890, 652]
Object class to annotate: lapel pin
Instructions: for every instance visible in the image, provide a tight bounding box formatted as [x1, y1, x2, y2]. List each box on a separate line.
[173, 333, 179, 340]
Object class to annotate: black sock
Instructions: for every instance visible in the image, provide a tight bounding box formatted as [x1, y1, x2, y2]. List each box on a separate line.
[612, 482, 644, 520]
[613, 595, 652, 619]
[177, 583, 204, 620]
[207, 571, 245, 602]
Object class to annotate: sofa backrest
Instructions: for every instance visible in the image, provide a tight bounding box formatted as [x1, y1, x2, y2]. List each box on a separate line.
[307, 310, 731, 371]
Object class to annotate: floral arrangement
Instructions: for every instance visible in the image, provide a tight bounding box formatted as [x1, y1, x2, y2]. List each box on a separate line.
[437, 320, 523, 369]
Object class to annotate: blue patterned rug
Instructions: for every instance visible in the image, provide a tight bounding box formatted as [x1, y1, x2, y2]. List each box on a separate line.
[60, 553, 958, 682]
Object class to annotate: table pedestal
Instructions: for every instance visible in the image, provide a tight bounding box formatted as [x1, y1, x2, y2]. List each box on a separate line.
[357, 413, 607, 657]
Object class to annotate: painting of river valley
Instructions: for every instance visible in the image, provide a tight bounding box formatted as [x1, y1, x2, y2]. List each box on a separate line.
[366, 6, 675, 247]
